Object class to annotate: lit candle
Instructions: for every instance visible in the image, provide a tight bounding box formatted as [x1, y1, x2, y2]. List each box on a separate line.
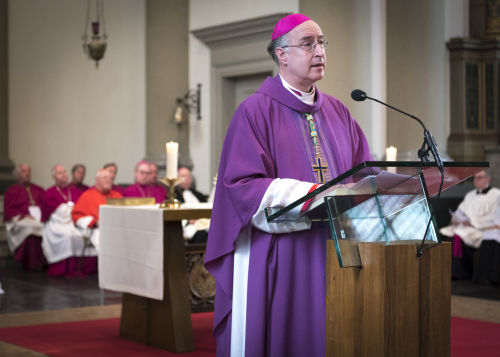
[166, 141, 178, 178]
[386, 146, 397, 161]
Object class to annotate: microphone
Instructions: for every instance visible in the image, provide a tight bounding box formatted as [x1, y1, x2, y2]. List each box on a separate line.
[349, 89, 443, 170]
[351, 89, 445, 258]
[351, 89, 367, 102]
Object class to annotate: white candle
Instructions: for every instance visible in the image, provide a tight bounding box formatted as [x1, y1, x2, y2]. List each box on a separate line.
[386, 146, 397, 161]
[166, 142, 178, 178]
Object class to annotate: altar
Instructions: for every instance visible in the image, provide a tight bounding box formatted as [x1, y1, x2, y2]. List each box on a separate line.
[99, 205, 213, 352]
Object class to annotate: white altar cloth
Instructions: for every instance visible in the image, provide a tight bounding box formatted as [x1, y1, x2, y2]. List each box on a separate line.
[99, 205, 164, 300]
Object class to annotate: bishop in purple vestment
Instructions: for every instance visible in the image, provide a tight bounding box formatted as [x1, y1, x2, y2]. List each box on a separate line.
[42, 166, 82, 222]
[41, 165, 93, 277]
[205, 14, 372, 356]
[124, 161, 165, 203]
[4, 163, 46, 269]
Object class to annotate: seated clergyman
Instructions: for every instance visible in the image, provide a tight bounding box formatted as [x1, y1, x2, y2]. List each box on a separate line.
[3, 163, 46, 270]
[175, 166, 210, 244]
[124, 160, 165, 203]
[440, 170, 500, 284]
[149, 162, 167, 203]
[42, 164, 96, 277]
[71, 169, 123, 252]
[68, 163, 89, 192]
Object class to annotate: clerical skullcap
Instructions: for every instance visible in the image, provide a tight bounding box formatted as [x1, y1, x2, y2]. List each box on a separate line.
[272, 13, 312, 41]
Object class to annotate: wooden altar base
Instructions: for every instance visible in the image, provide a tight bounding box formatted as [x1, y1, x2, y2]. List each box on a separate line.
[326, 241, 451, 357]
[119, 208, 212, 353]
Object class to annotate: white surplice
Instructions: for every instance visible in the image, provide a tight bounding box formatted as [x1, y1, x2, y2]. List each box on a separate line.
[42, 203, 97, 263]
[440, 187, 500, 247]
[5, 213, 43, 252]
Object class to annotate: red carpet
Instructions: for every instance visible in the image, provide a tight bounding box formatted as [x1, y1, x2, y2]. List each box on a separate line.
[0, 312, 215, 356]
[1, 313, 499, 356]
[451, 316, 500, 357]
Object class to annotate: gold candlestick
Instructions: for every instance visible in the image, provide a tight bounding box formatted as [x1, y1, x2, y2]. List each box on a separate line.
[159, 177, 181, 208]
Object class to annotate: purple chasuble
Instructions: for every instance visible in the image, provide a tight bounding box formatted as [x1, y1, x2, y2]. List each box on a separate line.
[205, 75, 372, 356]
[42, 185, 82, 222]
[4, 183, 45, 222]
[124, 183, 164, 203]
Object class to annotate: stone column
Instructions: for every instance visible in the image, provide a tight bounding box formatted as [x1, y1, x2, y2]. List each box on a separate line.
[145, 0, 189, 176]
[0, 0, 15, 194]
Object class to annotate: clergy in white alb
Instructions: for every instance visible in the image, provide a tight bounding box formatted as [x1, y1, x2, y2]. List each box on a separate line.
[440, 170, 500, 283]
[440, 171, 500, 248]
[41, 165, 98, 276]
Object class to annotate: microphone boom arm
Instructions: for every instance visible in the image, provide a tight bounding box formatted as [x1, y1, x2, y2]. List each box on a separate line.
[365, 94, 443, 171]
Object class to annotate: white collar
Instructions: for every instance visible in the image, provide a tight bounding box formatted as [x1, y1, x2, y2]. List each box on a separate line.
[279, 75, 315, 105]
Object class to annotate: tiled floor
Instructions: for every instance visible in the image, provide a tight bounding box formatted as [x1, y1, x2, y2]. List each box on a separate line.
[0, 257, 121, 315]
[1, 255, 499, 316]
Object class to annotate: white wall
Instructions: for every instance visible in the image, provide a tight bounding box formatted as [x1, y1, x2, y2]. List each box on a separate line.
[189, 0, 299, 193]
[9, 0, 146, 188]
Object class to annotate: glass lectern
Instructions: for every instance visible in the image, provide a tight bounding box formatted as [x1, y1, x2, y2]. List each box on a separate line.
[266, 161, 488, 267]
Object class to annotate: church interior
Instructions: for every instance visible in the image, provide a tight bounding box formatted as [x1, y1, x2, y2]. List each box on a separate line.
[1, 0, 500, 356]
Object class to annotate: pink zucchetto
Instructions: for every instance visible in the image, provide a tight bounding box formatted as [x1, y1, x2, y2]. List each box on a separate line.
[271, 13, 311, 41]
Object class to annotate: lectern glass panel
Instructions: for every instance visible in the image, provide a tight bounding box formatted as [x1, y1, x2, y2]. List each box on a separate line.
[265, 161, 488, 267]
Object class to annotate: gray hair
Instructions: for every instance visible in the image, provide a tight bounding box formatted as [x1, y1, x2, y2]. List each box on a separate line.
[51, 164, 62, 176]
[267, 33, 289, 65]
[14, 163, 29, 176]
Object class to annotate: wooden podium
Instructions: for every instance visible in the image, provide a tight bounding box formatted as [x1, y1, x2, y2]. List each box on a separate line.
[265, 161, 488, 357]
[119, 208, 211, 352]
[326, 241, 451, 357]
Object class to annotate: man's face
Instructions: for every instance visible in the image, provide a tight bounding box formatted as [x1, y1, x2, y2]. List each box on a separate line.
[135, 163, 151, 186]
[95, 170, 112, 193]
[473, 171, 490, 191]
[106, 165, 117, 182]
[277, 20, 326, 91]
[53, 165, 69, 186]
[17, 164, 31, 185]
[150, 164, 158, 183]
[178, 167, 192, 190]
[73, 166, 85, 184]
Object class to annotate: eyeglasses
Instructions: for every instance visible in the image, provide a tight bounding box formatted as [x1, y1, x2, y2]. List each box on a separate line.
[282, 40, 328, 52]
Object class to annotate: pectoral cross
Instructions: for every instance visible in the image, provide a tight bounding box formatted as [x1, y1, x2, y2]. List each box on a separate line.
[312, 156, 329, 184]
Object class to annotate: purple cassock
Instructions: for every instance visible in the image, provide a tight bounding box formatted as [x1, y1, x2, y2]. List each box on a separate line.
[153, 183, 167, 203]
[4, 183, 46, 269]
[42, 185, 82, 222]
[205, 75, 372, 356]
[124, 183, 166, 203]
[68, 182, 89, 193]
[42, 185, 95, 277]
[112, 184, 125, 195]
[3, 183, 44, 222]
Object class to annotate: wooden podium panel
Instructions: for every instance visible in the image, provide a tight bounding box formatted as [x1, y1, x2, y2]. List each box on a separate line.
[119, 208, 211, 352]
[326, 241, 451, 357]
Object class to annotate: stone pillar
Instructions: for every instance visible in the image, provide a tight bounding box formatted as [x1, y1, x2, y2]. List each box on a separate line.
[145, 0, 189, 176]
[0, 0, 15, 194]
